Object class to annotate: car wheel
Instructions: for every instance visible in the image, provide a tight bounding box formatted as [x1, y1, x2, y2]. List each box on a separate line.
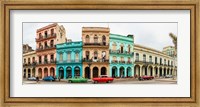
[94, 81, 98, 84]
[68, 80, 72, 83]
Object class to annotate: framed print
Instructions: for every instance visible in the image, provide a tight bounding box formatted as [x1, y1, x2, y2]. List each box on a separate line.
[0, 0, 199, 107]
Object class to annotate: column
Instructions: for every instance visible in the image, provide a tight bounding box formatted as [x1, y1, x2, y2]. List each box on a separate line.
[162, 68, 164, 76]
[124, 68, 127, 77]
[48, 67, 50, 76]
[80, 65, 83, 77]
[90, 67, 93, 79]
[64, 67, 66, 79]
[42, 69, 44, 78]
[56, 67, 59, 78]
[157, 68, 160, 77]
[140, 65, 142, 76]
[36, 68, 38, 77]
[153, 67, 155, 76]
[117, 68, 120, 77]
[26, 68, 28, 78]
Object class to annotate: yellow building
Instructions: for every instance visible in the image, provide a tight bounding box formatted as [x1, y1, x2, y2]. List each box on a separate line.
[23, 51, 36, 78]
[134, 44, 177, 77]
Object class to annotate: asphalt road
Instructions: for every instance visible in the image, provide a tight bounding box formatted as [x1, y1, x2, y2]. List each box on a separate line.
[23, 78, 177, 85]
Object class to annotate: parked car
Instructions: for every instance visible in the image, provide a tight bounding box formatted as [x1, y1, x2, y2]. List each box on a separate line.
[141, 76, 154, 80]
[27, 77, 36, 81]
[92, 75, 114, 84]
[138, 76, 144, 81]
[165, 75, 173, 78]
[68, 77, 88, 83]
[43, 76, 55, 81]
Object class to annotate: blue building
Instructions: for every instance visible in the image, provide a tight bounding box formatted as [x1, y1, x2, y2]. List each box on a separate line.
[56, 41, 83, 79]
[109, 34, 134, 78]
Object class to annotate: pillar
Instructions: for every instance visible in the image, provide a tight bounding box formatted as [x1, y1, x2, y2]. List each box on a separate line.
[153, 67, 155, 76]
[64, 67, 66, 79]
[157, 68, 160, 77]
[72, 67, 75, 78]
[140, 66, 142, 76]
[48, 67, 50, 76]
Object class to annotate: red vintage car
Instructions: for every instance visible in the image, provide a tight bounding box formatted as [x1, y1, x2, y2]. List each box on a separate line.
[142, 76, 154, 80]
[92, 75, 114, 84]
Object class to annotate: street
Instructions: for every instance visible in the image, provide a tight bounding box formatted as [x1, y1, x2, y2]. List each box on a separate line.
[23, 78, 177, 85]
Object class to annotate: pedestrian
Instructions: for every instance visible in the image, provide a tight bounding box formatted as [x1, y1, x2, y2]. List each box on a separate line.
[36, 76, 39, 83]
[58, 76, 60, 82]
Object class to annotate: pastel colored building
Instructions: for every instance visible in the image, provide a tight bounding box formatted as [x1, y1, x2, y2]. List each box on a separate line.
[56, 41, 83, 79]
[35, 23, 66, 79]
[82, 27, 110, 79]
[23, 50, 36, 78]
[162, 46, 176, 57]
[134, 44, 177, 77]
[109, 33, 134, 78]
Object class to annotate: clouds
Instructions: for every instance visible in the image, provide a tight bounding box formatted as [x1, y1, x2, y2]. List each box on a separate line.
[23, 22, 177, 51]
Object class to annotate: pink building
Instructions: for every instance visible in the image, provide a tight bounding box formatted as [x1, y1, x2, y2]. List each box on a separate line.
[35, 23, 66, 78]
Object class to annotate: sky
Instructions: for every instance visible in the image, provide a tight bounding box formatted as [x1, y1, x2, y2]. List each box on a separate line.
[23, 22, 177, 51]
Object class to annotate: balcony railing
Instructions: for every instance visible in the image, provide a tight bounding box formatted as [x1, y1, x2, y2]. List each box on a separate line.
[57, 60, 82, 64]
[37, 60, 56, 65]
[135, 60, 153, 64]
[36, 45, 56, 52]
[82, 58, 109, 63]
[83, 42, 109, 46]
[111, 60, 132, 64]
[109, 49, 134, 55]
[23, 62, 37, 67]
[36, 33, 56, 41]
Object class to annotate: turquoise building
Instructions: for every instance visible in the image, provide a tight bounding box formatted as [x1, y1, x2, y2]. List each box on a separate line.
[109, 34, 134, 78]
[56, 41, 83, 79]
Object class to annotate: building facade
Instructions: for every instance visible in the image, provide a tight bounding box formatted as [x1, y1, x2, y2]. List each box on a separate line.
[56, 41, 83, 79]
[35, 23, 66, 79]
[23, 44, 34, 53]
[82, 27, 110, 79]
[162, 46, 176, 57]
[109, 34, 134, 78]
[23, 51, 36, 78]
[134, 44, 177, 77]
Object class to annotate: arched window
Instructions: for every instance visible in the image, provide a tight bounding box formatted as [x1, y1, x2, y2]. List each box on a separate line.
[136, 53, 139, 61]
[75, 52, 79, 62]
[149, 56, 152, 62]
[50, 40, 54, 47]
[102, 35, 106, 45]
[44, 31, 48, 38]
[94, 35, 98, 43]
[164, 59, 166, 65]
[44, 41, 48, 48]
[112, 42, 117, 51]
[67, 52, 71, 62]
[160, 58, 162, 65]
[120, 44, 124, 53]
[44, 55, 48, 63]
[28, 58, 30, 64]
[128, 45, 131, 53]
[143, 54, 146, 62]
[155, 57, 157, 64]
[94, 51, 98, 60]
[59, 53, 63, 61]
[86, 51, 90, 60]
[51, 29, 54, 35]
[39, 33, 42, 39]
[32, 57, 35, 63]
[86, 35, 90, 43]
[39, 56, 42, 63]
[171, 61, 173, 66]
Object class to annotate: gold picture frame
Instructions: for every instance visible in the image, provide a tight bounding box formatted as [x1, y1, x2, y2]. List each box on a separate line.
[0, 0, 199, 107]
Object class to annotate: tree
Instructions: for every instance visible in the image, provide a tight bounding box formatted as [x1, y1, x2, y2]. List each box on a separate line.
[169, 33, 177, 56]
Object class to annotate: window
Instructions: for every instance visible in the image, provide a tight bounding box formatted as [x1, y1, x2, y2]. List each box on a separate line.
[102, 35, 106, 45]
[44, 31, 48, 37]
[136, 53, 139, 61]
[112, 42, 117, 51]
[160, 58, 162, 65]
[86, 51, 90, 60]
[94, 51, 98, 60]
[44, 42, 48, 48]
[51, 54, 54, 61]
[121, 57, 124, 61]
[168, 60, 170, 65]
[120, 44, 124, 53]
[113, 56, 117, 61]
[59, 53, 63, 61]
[39, 33, 42, 38]
[143, 54, 146, 62]
[86, 35, 90, 43]
[24, 59, 26, 63]
[149, 56, 152, 62]
[128, 45, 131, 53]
[67, 53, 71, 62]
[102, 51, 106, 60]
[75, 53, 79, 62]
[28, 58, 30, 64]
[164, 59, 166, 64]
[60, 33, 62, 38]
[50, 40, 54, 47]
[128, 57, 131, 63]
[171, 61, 173, 66]
[39, 56, 42, 63]
[94, 35, 98, 43]
[155, 57, 157, 64]
[32, 57, 35, 63]
[44, 55, 48, 63]
[51, 29, 54, 35]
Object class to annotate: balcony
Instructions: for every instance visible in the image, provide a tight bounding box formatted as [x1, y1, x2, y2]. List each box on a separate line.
[36, 33, 56, 42]
[57, 60, 82, 64]
[109, 49, 134, 55]
[83, 42, 109, 47]
[36, 45, 56, 52]
[82, 58, 109, 63]
[135, 60, 153, 65]
[111, 60, 132, 64]
[23, 62, 37, 67]
[37, 60, 56, 65]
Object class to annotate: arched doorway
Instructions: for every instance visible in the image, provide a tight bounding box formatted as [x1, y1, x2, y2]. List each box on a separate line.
[50, 67, 55, 77]
[23, 69, 26, 78]
[119, 67, 125, 78]
[85, 67, 90, 79]
[112, 66, 117, 78]
[44, 68, 48, 77]
[134, 65, 140, 77]
[32, 68, 35, 77]
[28, 69, 31, 78]
[38, 68, 42, 79]
[74, 66, 80, 77]
[126, 67, 132, 77]
[171, 69, 173, 75]
[142, 66, 147, 76]
[93, 67, 99, 78]
[101, 67, 106, 75]
[66, 67, 72, 78]
[59, 67, 64, 79]
[159, 67, 162, 76]
[148, 66, 153, 76]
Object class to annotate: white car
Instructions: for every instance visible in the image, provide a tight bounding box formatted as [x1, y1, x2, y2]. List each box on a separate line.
[165, 75, 173, 78]
[27, 77, 37, 81]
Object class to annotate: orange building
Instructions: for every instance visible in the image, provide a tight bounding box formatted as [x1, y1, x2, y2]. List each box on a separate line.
[35, 23, 66, 78]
